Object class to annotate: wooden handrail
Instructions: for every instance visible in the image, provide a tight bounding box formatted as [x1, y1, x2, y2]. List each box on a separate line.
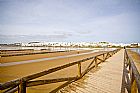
[0, 49, 120, 93]
[121, 49, 140, 93]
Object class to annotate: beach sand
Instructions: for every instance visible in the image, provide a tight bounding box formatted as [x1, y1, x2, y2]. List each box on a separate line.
[0, 50, 92, 63]
[0, 50, 103, 93]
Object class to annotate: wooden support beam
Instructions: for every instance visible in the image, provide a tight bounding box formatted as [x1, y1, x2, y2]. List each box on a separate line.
[95, 57, 97, 68]
[19, 79, 26, 93]
[27, 77, 77, 87]
[103, 53, 105, 62]
[97, 57, 104, 62]
[3, 86, 18, 93]
[105, 53, 109, 60]
[81, 58, 95, 77]
[78, 62, 82, 77]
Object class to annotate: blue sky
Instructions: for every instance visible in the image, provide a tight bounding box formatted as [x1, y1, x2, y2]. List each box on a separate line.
[0, 0, 140, 43]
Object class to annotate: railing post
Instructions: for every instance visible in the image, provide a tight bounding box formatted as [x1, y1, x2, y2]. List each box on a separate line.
[18, 85, 20, 93]
[95, 57, 97, 68]
[78, 62, 82, 77]
[20, 79, 26, 93]
[110, 52, 112, 57]
[103, 54, 105, 62]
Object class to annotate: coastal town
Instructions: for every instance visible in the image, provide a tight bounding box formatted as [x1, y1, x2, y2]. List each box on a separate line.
[0, 42, 140, 48]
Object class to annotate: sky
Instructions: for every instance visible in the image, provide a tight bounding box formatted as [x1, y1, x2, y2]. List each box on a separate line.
[0, 0, 140, 43]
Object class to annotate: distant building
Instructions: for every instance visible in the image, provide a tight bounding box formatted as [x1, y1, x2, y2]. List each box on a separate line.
[130, 43, 138, 47]
[14, 43, 22, 46]
[98, 42, 109, 47]
[28, 42, 43, 46]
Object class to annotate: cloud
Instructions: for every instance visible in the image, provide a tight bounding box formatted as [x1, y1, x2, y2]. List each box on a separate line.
[0, 0, 140, 43]
[76, 30, 93, 35]
[0, 34, 72, 43]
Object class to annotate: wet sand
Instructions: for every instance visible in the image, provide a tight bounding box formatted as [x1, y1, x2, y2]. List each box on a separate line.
[0, 50, 91, 63]
[0, 50, 103, 93]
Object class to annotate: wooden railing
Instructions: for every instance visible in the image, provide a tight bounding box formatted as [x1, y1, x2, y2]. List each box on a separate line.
[0, 49, 120, 93]
[121, 49, 140, 93]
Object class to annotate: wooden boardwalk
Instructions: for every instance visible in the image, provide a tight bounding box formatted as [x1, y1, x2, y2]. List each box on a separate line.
[58, 50, 124, 93]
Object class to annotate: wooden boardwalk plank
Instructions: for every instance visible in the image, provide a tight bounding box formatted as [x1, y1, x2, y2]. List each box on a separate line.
[60, 50, 124, 93]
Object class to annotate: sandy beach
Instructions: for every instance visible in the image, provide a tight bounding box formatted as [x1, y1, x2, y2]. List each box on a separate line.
[0, 50, 92, 63]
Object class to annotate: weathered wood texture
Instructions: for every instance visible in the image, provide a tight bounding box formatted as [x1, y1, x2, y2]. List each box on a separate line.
[57, 49, 124, 93]
[121, 49, 140, 93]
